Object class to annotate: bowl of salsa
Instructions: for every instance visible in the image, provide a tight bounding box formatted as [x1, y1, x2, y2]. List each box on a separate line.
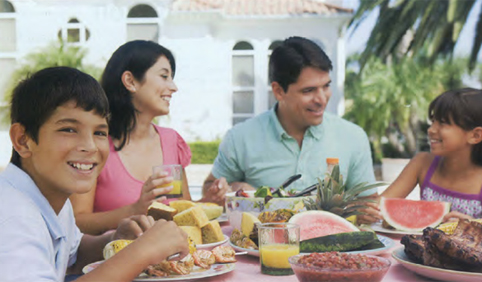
[288, 252, 391, 282]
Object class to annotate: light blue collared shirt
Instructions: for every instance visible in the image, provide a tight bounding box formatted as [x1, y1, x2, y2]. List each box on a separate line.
[0, 163, 83, 281]
[212, 106, 376, 195]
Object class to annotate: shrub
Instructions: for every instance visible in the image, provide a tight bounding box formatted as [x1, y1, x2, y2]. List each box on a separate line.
[188, 141, 220, 164]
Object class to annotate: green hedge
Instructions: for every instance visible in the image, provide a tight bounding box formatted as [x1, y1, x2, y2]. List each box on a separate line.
[188, 141, 220, 164]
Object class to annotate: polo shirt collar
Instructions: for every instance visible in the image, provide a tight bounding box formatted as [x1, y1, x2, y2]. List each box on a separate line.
[269, 103, 325, 140]
[2, 163, 66, 240]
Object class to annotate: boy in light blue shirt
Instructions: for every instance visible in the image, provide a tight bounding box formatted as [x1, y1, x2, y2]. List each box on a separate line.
[0, 67, 189, 281]
[202, 36, 376, 206]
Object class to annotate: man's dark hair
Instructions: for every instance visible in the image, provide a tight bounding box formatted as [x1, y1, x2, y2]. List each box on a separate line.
[10, 66, 109, 167]
[269, 36, 332, 92]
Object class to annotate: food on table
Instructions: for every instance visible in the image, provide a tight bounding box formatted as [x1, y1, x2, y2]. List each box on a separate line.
[147, 201, 178, 221]
[174, 206, 210, 228]
[103, 239, 133, 260]
[401, 219, 482, 272]
[103, 238, 235, 277]
[241, 212, 261, 237]
[380, 197, 450, 232]
[197, 202, 223, 220]
[201, 220, 225, 244]
[437, 218, 482, 234]
[303, 164, 386, 218]
[258, 209, 296, 223]
[180, 226, 203, 245]
[288, 210, 359, 241]
[254, 186, 273, 197]
[289, 252, 390, 282]
[300, 231, 380, 253]
[212, 245, 236, 263]
[169, 200, 197, 213]
[230, 228, 258, 250]
[192, 249, 215, 269]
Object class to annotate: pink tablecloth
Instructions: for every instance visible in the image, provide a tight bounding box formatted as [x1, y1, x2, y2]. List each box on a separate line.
[195, 225, 432, 282]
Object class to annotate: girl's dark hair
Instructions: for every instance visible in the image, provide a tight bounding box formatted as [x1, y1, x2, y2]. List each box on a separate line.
[10, 66, 109, 167]
[100, 40, 176, 151]
[429, 88, 482, 166]
[269, 36, 332, 92]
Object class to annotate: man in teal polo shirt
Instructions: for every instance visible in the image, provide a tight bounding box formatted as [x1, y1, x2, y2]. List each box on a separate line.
[202, 36, 377, 208]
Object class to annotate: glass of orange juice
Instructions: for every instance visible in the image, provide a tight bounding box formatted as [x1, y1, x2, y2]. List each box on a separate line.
[152, 164, 183, 198]
[259, 222, 300, 275]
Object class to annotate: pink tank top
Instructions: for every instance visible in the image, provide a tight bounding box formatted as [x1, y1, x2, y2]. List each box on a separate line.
[94, 125, 191, 212]
[421, 156, 482, 218]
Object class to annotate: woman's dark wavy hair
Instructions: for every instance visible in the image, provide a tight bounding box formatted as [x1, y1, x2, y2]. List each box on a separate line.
[428, 88, 482, 166]
[100, 40, 176, 151]
[269, 36, 332, 92]
[10, 66, 109, 168]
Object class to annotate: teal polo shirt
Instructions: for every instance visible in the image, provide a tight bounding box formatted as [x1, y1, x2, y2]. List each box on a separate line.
[212, 106, 376, 195]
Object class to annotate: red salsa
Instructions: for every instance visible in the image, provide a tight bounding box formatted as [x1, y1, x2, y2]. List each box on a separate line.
[298, 252, 386, 270]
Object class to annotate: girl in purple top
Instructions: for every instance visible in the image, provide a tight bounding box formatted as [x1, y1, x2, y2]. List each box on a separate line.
[376, 88, 482, 222]
[70, 41, 195, 235]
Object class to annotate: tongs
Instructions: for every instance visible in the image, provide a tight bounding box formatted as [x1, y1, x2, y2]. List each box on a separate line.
[292, 182, 318, 197]
[271, 174, 302, 197]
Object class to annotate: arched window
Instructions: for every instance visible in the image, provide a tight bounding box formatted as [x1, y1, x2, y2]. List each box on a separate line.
[126, 4, 159, 42]
[267, 40, 283, 109]
[57, 18, 91, 44]
[232, 41, 255, 125]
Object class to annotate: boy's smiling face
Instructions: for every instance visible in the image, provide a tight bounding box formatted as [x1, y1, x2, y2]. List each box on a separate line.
[20, 101, 109, 208]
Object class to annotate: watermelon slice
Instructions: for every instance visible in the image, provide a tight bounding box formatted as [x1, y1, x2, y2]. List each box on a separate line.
[380, 197, 450, 232]
[288, 211, 359, 241]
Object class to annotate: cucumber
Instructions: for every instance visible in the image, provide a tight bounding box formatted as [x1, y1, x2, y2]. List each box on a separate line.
[300, 231, 378, 252]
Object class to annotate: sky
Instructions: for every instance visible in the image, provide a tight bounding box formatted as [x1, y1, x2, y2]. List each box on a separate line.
[343, 0, 482, 58]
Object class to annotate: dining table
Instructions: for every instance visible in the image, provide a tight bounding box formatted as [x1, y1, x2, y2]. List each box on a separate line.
[192, 224, 433, 282]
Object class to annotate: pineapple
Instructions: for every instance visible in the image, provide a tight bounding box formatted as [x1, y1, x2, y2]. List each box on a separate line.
[304, 164, 386, 219]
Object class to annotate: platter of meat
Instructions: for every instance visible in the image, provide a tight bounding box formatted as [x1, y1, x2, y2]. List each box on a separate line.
[392, 219, 482, 282]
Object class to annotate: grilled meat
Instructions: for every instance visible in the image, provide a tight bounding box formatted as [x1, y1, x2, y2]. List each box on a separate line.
[401, 219, 482, 273]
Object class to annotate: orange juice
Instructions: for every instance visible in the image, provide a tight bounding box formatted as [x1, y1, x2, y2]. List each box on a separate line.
[160, 180, 182, 197]
[260, 244, 299, 271]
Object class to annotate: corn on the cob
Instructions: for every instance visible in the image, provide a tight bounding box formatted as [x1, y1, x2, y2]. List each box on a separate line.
[103, 239, 133, 260]
[437, 219, 482, 235]
[103, 237, 196, 261]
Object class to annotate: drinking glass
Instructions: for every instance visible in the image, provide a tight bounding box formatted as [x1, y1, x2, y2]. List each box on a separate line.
[259, 222, 300, 275]
[152, 164, 183, 198]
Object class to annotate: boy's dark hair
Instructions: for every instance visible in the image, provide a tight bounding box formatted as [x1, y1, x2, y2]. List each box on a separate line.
[100, 40, 176, 151]
[429, 88, 482, 166]
[269, 36, 332, 92]
[10, 66, 109, 167]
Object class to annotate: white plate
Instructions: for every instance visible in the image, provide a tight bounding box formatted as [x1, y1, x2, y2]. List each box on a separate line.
[83, 260, 235, 281]
[368, 222, 423, 235]
[197, 234, 229, 249]
[229, 234, 395, 257]
[392, 246, 482, 282]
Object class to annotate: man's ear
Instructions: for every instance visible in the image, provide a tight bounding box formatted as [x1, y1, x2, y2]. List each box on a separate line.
[271, 81, 285, 102]
[121, 71, 137, 93]
[469, 127, 482, 145]
[10, 123, 32, 158]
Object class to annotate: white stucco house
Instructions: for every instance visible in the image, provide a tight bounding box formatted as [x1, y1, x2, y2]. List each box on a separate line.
[0, 0, 353, 165]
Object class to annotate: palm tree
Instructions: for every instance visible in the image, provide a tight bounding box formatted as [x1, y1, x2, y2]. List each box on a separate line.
[1, 40, 102, 126]
[350, 0, 481, 70]
[344, 55, 465, 161]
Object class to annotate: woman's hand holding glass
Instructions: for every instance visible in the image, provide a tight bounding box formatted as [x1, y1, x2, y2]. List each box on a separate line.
[133, 171, 173, 215]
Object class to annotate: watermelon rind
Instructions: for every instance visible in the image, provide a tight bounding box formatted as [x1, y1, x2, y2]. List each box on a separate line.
[288, 210, 359, 241]
[380, 197, 451, 232]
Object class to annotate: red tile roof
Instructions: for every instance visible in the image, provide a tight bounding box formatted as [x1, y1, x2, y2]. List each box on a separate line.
[171, 0, 352, 16]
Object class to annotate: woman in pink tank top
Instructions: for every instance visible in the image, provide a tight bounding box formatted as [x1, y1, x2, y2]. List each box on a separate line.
[362, 88, 482, 224]
[70, 41, 195, 235]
